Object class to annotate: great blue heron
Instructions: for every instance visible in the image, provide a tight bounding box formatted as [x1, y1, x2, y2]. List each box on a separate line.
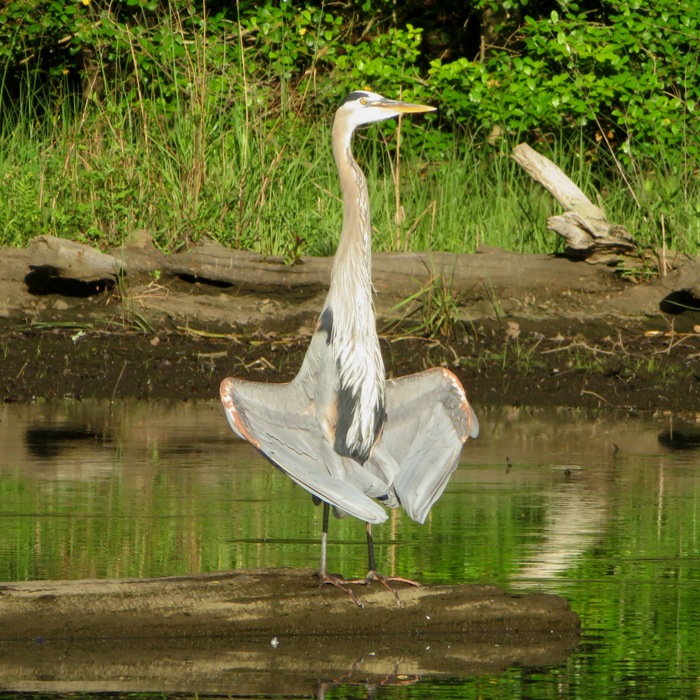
[220, 90, 478, 605]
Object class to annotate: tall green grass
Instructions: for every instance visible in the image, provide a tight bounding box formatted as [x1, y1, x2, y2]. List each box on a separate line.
[1, 67, 699, 259]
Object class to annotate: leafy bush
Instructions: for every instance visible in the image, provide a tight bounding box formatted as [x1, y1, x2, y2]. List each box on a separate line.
[3, 0, 698, 163]
[0, 0, 698, 257]
[430, 0, 700, 166]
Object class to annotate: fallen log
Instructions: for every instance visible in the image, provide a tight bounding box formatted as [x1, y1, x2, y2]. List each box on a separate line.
[26, 234, 617, 299]
[164, 238, 617, 297]
[512, 143, 637, 262]
[14, 232, 654, 334]
[0, 569, 580, 694]
[15, 234, 700, 333]
[30, 234, 124, 281]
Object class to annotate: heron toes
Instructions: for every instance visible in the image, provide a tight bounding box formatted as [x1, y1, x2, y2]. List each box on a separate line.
[318, 572, 365, 608]
[363, 569, 421, 608]
[365, 570, 422, 588]
[319, 570, 420, 608]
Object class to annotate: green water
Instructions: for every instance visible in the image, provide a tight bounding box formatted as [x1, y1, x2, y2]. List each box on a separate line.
[1, 401, 699, 698]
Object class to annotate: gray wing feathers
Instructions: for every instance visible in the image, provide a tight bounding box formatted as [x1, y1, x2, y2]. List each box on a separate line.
[221, 357, 477, 526]
[385, 367, 479, 446]
[379, 367, 478, 524]
[220, 376, 388, 524]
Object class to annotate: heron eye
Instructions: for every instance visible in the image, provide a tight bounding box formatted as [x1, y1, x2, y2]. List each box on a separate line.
[359, 98, 368, 105]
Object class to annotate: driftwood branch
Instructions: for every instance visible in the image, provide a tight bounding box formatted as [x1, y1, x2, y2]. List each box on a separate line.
[512, 143, 637, 262]
[162, 239, 616, 296]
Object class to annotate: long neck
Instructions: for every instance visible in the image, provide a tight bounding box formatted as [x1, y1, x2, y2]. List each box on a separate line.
[322, 115, 385, 463]
[330, 119, 373, 306]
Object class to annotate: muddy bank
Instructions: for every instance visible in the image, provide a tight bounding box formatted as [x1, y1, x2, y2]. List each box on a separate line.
[1, 239, 700, 410]
[0, 569, 580, 694]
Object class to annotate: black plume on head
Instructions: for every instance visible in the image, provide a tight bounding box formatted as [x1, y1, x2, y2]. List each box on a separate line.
[340, 91, 372, 106]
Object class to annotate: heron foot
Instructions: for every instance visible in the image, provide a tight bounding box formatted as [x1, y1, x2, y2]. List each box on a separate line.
[368, 570, 421, 608]
[342, 570, 420, 608]
[318, 572, 365, 608]
[318, 571, 420, 608]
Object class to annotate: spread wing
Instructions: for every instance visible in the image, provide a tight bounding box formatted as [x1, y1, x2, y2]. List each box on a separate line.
[373, 367, 479, 524]
[219, 333, 388, 524]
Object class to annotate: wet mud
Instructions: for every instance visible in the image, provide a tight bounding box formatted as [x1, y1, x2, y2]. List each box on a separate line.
[1, 314, 698, 412]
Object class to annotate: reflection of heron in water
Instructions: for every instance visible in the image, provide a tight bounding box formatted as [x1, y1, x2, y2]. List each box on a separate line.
[221, 91, 478, 604]
[658, 428, 700, 451]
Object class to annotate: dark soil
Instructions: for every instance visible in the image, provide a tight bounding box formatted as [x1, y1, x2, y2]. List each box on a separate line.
[3, 241, 700, 411]
[1, 316, 699, 411]
[1, 241, 700, 410]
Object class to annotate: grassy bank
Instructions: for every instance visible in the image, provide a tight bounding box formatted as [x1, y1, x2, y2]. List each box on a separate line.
[2, 0, 699, 265]
[1, 80, 698, 262]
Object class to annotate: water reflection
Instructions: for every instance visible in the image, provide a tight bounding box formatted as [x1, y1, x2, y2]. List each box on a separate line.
[658, 419, 700, 450]
[1, 612, 578, 696]
[24, 424, 106, 459]
[0, 401, 699, 698]
[514, 484, 607, 583]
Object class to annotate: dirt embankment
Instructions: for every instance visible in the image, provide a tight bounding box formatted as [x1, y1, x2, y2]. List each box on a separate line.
[0, 236, 699, 411]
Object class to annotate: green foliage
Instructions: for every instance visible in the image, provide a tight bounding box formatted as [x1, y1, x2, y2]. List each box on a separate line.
[0, 171, 41, 246]
[0, 0, 84, 80]
[431, 0, 700, 166]
[0, 0, 699, 258]
[331, 23, 426, 95]
[387, 272, 462, 340]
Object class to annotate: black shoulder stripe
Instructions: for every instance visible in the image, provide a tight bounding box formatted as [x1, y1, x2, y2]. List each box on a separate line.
[373, 400, 386, 440]
[333, 384, 385, 465]
[318, 307, 333, 345]
[334, 384, 362, 460]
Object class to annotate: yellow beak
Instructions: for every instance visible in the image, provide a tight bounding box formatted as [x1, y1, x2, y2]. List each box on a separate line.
[376, 98, 437, 114]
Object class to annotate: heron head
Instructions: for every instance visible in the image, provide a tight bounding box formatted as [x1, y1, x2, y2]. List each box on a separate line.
[335, 90, 436, 131]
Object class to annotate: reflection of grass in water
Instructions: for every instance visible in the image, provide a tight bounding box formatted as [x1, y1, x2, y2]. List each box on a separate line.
[0, 467, 304, 580]
[0, 465, 537, 583]
[0, 427, 546, 584]
[3, 402, 700, 698]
